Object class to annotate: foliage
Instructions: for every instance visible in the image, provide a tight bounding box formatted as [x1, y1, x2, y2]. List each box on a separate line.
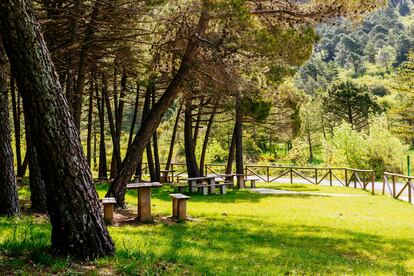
[323, 117, 406, 176]
[322, 81, 383, 130]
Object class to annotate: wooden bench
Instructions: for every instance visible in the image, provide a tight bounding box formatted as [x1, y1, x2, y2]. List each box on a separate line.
[169, 194, 191, 220]
[245, 178, 261, 188]
[170, 183, 187, 193]
[215, 183, 229, 194]
[101, 197, 116, 224]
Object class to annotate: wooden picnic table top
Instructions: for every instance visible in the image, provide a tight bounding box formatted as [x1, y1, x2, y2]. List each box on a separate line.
[218, 174, 235, 177]
[127, 182, 163, 189]
[161, 169, 176, 172]
[186, 176, 216, 181]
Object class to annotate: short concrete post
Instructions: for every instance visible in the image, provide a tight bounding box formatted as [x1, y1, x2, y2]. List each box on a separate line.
[138, 187, 152, 222]
[170, 194, 191, 220]
[251, 179, 256, 188]
[220, 184, 227, 195]
[208, 178, 216, 194]
[191, 180, 197, 193]
[101, 197, 117, 225]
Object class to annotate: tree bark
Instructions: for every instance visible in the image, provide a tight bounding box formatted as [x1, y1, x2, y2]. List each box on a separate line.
[106, 9, 210, 206]
[225, 125, 236, 175]
[184, 96, 200, 178]
[96, 76, 108, 180]
[199, 105, 217, 176]
[165, 102, 183, 170]
[102, 74, 122, 179]
[0, 43, 19, 216]
[128, 82, 140, 149]
[10, 75, 24, 177]
[152, 85, 161, 181]
[0, 0, 114, 258]
[192, 97, 204, 147]
[143, 80, 156, 181]
[86, 76, 94, 166]
[235, 99, 244, 183]
[25, 116, 47, 213]
[72, 0, 101, 130]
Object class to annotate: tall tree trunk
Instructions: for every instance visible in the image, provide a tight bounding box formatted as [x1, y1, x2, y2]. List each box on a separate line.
[0, 0, 114, 258]
[106, 9, 210, 206]
[10, 75, 23, 177]
[165, 102, 183, 170]
[152, 85, 160, 181]
[96, 77, 107, 180]
[306, 128, 314, 163]
[25, 116, 47, 213]
[143, 80, 156, 181]
[86, 77, 94, 166]
[235, 99, 244, 185]
[193, 97, 204, 147]
[0, 44, 19, 216]
[225, 125, 236, 175]
[199, 105, 217, 176]
[184, 96, 200, 178]
[102, 74, 122, 179]
[72, 1, 100, 130]
[128, 81, 140, 149]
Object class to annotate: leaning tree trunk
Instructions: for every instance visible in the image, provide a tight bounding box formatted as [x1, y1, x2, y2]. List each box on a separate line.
[165, 102, 183, 170]
[192, 97, 204, 147]
[25, 116, 47, 213]
[106, 9, 210, 206]
[199, 105, 217, 176]
[0, 0, 114, 258]
[184, 96, 200, 178]
[143, 80, 156, 181]
[0, 44, 19, 216]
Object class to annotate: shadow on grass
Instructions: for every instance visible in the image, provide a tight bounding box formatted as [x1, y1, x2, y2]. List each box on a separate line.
[111, 216, 414, 275]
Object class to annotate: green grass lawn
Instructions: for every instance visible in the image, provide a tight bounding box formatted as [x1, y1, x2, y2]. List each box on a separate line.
[1, 181, 414, 275]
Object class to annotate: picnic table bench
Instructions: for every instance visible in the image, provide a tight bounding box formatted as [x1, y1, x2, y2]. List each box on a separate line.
[100, 197, 116, 224]
[160, 169, 176, 183]
[244, 177, 261, 188]
[186, 176, 229, 195]
[127, 182, 163, 223]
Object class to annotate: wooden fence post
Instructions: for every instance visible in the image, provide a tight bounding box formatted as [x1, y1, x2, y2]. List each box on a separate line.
[315, 168, 318, 185]
[392, 175, 396, 198]
[329, 169, 332, 186]
[371, 172, 375, 195]
[267, 166, 270, 183]
[345, 169, 348, 187]
[290, 168, 293, 184]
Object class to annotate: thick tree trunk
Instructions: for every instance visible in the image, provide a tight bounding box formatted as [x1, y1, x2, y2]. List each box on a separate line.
[235, 100, 244, 183]
[25, 116, 47, 213]
[0, 44, 19, 216]
[199, 105, 217, 176]
[165, 102, 183, 170]
[0, 0, 114, 258]
[106, 10, 210, 206]
[184, 96, 200, 178]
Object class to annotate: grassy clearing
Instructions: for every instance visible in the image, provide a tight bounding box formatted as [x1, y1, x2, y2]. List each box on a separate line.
[0, 181, 413, 275]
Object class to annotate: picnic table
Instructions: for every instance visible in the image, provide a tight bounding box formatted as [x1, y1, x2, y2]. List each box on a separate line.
[127, 182, 163, 222]
[186, 176, 216, 193]
[160, 169, 176, 183]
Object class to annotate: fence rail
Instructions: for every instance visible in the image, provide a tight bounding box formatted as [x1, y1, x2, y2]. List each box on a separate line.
[383, 172, 414, 203]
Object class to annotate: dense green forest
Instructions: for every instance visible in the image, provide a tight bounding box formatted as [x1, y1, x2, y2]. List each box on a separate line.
[89, 0, 414, 177]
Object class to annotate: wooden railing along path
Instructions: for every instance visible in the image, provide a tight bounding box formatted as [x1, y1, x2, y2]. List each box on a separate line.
[383, 172, 414, 204]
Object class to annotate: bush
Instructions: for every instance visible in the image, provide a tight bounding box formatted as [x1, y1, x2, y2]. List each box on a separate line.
[323, 116, 406, 177]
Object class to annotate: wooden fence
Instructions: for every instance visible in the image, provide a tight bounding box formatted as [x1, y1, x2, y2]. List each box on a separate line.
[141, 162, 376, 195]
[383, 172, 414, 203]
